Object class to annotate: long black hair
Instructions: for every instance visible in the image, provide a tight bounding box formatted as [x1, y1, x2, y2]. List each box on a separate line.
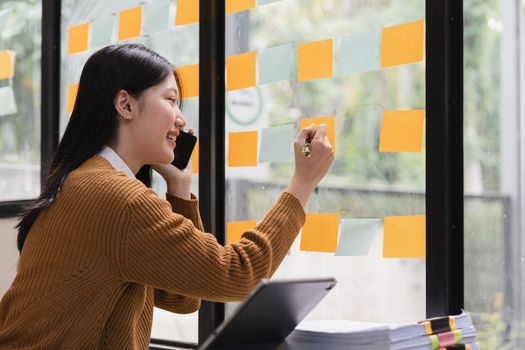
[15, 43, 184, 253]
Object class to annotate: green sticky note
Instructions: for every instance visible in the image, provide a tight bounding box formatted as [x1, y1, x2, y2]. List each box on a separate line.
[90, 15, 114, 48]
[143, 0, 171, 35]
[259, 44, 293, 85]
[0, 8, 12, 33]
[0, 86, 17, 116]
[337, 30, 381, 76]
[258, 0, 281, 5]
[259, 124, 295, 163]
[335, 219, 380, 256]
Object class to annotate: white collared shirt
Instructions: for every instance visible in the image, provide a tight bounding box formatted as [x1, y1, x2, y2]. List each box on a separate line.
[98, 145, 136, 179]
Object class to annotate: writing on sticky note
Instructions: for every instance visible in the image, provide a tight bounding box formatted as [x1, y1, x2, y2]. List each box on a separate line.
[227, 220, 257, 244]
[381, 19, 424, 68]
[379, 110, 425, 152]
[68, 23, 89, 55]
[300, 213, 340, 253]
[383, 215, 425, 258]
[228, 131, 258, 167]
[118, 6, 142, 41]
[298, 39, 333, 81]
[192, 140, 199, 174]
[176, 0, 199, 25]
[0, 50, 16, 80]
[226, 0, 256, 14]
[299, 116, 336, 152]
[259, 124, 295, 163]
[67, 83, 79, 114]
[0, 86, 17, 116]
[177, 64, 199, 98]
[335, 219, 380, 256]
[226, 52, 256, 91]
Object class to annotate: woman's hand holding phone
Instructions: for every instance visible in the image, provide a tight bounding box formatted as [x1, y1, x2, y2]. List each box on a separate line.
[151, 128, 196, 200]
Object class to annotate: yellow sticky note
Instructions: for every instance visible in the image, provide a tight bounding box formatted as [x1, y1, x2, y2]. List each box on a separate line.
[228, 131, 258, 167]
[118, 6, 142, 41]
[299, 116, 336, 152]
[226, 0, 256, 14]
[379, 110, 425, 152]
[381, 19, 424, 68]
[67, 23, 89, 55]
[300, 213, 340, 252]
[67, 83, 79, 114]
[383, 215, 426, 258]
[226, 51, 256, 91]
[177, 64, 199, 98]
[176, 0, 199, 25]
[192, 140, 199, 174]
[227, 220, 257, 244]
[0, 50, 16, 79]
[298, 39, 333, 81]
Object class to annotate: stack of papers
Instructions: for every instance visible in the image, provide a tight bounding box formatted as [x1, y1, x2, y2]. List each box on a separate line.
[284, 311, 479, 350]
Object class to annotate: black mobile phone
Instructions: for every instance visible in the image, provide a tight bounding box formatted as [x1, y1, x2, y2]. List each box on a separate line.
[171, 130, 197, 170]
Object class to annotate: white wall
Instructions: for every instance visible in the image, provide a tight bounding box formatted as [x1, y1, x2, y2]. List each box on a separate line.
[0, 218, 19, 296]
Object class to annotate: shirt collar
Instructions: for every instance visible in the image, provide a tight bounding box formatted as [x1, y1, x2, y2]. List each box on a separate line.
[97, 145, 136, 179]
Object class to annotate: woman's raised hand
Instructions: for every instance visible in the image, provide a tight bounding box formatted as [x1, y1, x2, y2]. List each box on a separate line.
[285, 123, 335, 208]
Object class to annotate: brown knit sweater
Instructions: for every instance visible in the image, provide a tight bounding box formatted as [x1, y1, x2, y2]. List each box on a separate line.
[0, 155, 305, 349]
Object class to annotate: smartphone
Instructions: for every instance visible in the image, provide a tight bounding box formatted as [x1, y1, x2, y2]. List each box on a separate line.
[171, 130, 198, 170]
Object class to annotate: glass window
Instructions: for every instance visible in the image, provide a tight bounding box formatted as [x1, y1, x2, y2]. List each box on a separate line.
[464, 0, 525, 347]
[224, 0, 426, 323]
[0, 1, 42, 201]
[59, 0, 199, 343]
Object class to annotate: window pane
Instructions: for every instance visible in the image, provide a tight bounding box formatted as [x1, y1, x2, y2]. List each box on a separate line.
[464, 0, 525, 347]
[225, 0, 426, 323]
[0, 1, 41, 201]
[59, 0, 199, 343]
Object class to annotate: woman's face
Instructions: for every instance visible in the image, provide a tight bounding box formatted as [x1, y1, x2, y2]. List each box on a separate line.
[128, 73, 185, 166]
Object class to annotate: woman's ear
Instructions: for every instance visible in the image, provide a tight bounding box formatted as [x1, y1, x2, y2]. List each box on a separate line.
[114, 90, 135, 120]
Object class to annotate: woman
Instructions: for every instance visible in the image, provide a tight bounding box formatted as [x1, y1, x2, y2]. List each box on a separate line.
[0, 44, 334, 349]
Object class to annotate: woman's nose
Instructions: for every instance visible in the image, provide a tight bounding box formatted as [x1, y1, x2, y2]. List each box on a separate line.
[175, 112, 186, 129]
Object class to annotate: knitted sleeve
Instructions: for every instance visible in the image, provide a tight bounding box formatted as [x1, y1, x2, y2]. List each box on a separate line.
[152, 193, 205, 313]
[119, 188, 305, 302]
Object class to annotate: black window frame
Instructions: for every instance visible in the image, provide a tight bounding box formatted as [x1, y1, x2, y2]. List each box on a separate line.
[0, 0, 463, 348]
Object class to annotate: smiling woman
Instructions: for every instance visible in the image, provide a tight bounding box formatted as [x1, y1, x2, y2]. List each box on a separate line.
[0, 43, 334, 349]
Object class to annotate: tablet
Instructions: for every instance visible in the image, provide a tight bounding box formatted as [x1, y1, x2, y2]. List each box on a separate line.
[198, 277, 337, 350]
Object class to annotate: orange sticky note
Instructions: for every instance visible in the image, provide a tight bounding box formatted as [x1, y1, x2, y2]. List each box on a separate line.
[226, 0, 256, 14]
[227, 220, 257, 244]
[226, 52, 256, 91]
[381, 19, 424, 68]
[191, 140, 199, 174]
[383, 215, 426, 258]
[176, 0, 199, 25]
[298, 39, 333, 81]
[299, 116, 336, 152]
[118, 6, 142, 41]
[67, 23, 89, 55]
[228, 131, 258, 167]
[66, 83, 79, 113]
[300, 213, 340, 252]
[379, 110, 425, 152]
[0, 50, 16, 79]
[177, 64, 199, 98]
